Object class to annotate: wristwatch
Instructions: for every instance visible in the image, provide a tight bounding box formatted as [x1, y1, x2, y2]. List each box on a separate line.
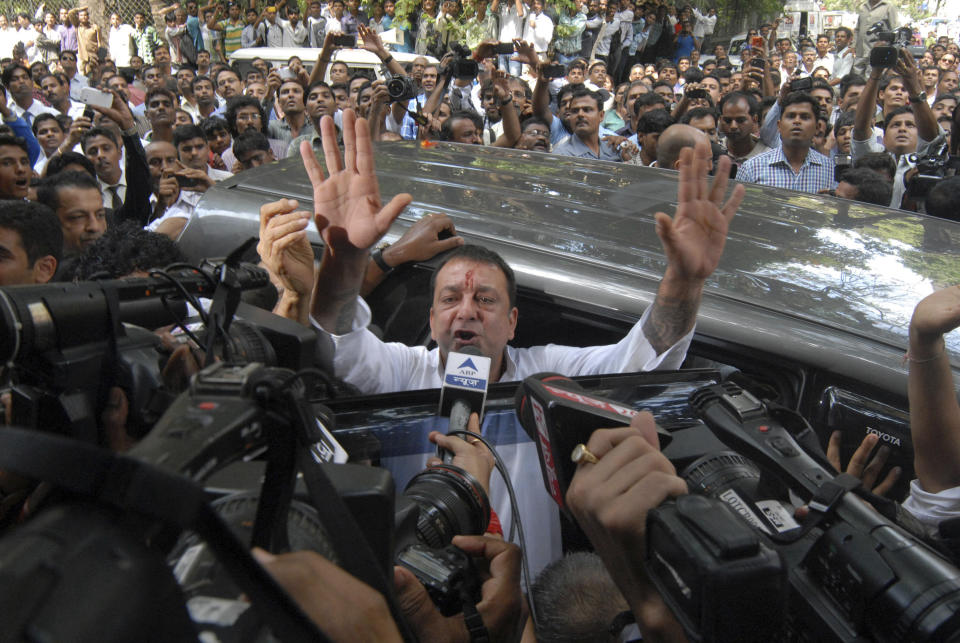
[909, 92, 926, 104]
[371, 243, 393, 273]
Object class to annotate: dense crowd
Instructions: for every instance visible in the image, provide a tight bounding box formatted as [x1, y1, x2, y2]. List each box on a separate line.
[0, 0, 955, 258]
[0, 1, 958, 641]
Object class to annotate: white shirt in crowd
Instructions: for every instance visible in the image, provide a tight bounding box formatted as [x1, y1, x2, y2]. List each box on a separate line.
[109, 22, 136, 67]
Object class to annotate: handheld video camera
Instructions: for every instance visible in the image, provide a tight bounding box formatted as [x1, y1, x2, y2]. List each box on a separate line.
[444, 42, 480, 79]
[516, 373, 960, 642]
[868, 23, 913, 68]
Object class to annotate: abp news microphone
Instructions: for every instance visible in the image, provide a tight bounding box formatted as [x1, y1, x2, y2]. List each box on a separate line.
[437, 346, 491, 462]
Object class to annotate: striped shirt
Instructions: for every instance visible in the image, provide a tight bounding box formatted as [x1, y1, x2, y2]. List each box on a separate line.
[736, 146, 836, 194]
[217, 19, 244, 55]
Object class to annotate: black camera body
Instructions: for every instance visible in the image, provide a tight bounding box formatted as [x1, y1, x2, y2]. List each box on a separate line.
[790, 76, 813, 92]
[868, 23, 913, 69]
[908, 138, 960, 198]
[445, 42, 480, 79]
[386, 73, 419, 103]
[517, 373, 960, 643]
[646, 382, 960, 642]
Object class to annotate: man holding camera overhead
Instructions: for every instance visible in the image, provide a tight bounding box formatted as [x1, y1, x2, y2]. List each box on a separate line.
[851, 48, 942, 209]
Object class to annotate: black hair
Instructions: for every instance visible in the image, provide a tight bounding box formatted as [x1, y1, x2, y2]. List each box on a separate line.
[0, 63, 29, 86]
[556, 82, 584, 106]
[520, 115, 550, 131]
[173, 124, 206, 148]
[834, 110, 856, 132]
[0, 200, 63, 265]
[636, 108, 675, 134]
[853, 151, 897, 182]
[36, 171, 101, 212]
[810, 78, 834, 97]
[200, 116, 230, 138]
[307, 79, 333, 96]
[191, 74, 214, 93]
[925, 176, 960, 222]
[233, 130, 271, 159]
[568, 87, 603, 111]
[225, 95, 267, 137]
[780, 91, 820, 119]
[80, 126, 119, 153]
[439, 110, 482, 141]
[0, 134, 28, 158]
[44, 151, 97, 178]
[681, 107, 717, 125]
[634, 91, 667, 116]
[683, 68, 704, 84]
[838, 168, 892, 207]
[882, 105, 915, 131]
[71, 221, 186, 280]
[430, 244, 517, 308]
[878, 74, 905, 93]
[145, 86, 176, 106]
[719, 90, 759, 116]
[31, 112, 63, 136]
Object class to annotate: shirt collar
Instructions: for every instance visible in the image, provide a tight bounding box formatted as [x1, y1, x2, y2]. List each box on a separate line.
[768, 145, 823, 168]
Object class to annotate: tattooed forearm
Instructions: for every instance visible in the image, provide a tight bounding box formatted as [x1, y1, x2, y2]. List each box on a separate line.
[643, 291, 700, 355]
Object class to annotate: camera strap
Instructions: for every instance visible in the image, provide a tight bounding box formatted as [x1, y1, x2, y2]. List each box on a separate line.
[294, 445, 420, 643]
[766, 473, 863, 545]
[0, 427, 330, 642]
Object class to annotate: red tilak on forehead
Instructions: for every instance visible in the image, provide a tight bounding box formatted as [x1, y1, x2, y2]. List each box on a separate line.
[464, 270, 474, 290]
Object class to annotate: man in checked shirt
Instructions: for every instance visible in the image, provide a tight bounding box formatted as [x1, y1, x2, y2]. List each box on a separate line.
[735, 91, 836, 195]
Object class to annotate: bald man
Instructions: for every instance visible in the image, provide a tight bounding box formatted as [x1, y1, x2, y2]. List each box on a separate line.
[656, 124, 712, 170]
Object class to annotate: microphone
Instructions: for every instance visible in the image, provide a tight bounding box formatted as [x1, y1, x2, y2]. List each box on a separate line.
[514, 373, 672, 515]
[437, 346, 491, 463]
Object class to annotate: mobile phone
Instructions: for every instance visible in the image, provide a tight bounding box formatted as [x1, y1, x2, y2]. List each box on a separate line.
[493, 42, 515, 55]
[332, 34, 356, 47]
[176, 174, 200, 188]
[82, 106, 95, 121]
[751, 57, 766, 69]
[541, 63, 566, 79]
[686, 88, 708, 100]
[791, 76, 813, 92]
[79, 86, 114, 108]
[278, 66, 294, 80]
[751, 36, 763, 49]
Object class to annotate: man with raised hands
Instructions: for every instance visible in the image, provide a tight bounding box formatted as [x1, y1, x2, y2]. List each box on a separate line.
[258, 109, 744, 394]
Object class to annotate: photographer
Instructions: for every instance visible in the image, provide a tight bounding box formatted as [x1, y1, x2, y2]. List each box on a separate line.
[253, 532, 526, 643]
[851, 49, 941, 209]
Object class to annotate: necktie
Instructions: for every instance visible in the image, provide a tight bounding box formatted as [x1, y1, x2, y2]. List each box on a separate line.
[108, 185, 122, 211]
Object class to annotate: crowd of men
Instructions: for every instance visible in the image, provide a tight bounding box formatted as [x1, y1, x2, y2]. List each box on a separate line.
[0, 0, 955, 274]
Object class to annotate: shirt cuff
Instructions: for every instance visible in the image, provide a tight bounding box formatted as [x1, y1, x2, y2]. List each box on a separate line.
[308, 295, 371, 338]
[901, 478, 960, 532]
[633, 304, 695, 371]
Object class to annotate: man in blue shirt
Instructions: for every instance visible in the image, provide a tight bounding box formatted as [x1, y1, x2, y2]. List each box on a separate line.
[736, 92, 836, 194]
[552, 88, 623, 161]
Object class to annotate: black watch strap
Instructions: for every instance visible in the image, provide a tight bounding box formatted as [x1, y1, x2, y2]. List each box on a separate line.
[371, 246, 393, 273]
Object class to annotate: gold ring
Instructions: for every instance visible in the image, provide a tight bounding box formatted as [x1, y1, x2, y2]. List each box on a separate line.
[468, 437, 481, 445]
[571, 443, 599, 465]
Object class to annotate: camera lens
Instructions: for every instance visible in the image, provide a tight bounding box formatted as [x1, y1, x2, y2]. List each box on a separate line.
[403, 463, 490, 548]
[682, 451, 760, 498]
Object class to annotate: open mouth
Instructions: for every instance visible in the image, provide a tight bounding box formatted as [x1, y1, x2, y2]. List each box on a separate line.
[454, 330, 478, 343]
